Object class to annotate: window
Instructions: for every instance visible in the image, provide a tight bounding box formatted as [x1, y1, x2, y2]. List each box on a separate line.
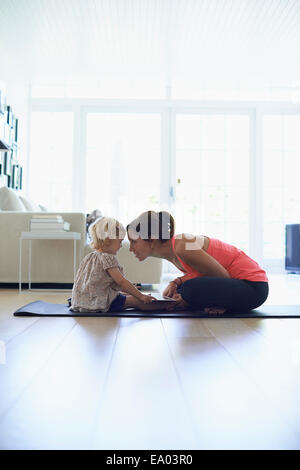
[263, 115, 300, 259]
[28, 98, 300, 273]
[86, 113, 161, 223]
[175, 114, 250, 252]
[31, 80, 165, 99]
[29, 112, 73, 211]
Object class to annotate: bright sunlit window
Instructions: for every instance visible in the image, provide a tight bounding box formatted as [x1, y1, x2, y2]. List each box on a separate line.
[86, 113, 161, 223]
[31, 79, 165, 100]
[29, 112, 73, 210]
[27, 100, 300, 271]
[263, 115, 300, 259]
[175, 114, 250, 252]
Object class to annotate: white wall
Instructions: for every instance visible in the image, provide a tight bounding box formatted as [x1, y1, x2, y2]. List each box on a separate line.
[0, 44, 30, 192]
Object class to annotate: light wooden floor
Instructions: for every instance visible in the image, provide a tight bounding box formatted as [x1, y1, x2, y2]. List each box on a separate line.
[1, 274, 300, 450]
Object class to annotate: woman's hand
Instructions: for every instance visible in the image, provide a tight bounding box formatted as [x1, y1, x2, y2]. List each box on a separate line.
[162, 282, 178, 298]
[139, 293, 157, 304]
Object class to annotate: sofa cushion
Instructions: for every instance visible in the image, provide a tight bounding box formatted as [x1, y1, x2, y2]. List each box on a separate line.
[0, 187, 26, 211]
[19, 195, 41, 211]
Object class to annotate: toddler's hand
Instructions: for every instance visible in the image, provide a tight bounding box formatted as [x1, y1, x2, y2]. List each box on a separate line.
[140, 294, 157, 304]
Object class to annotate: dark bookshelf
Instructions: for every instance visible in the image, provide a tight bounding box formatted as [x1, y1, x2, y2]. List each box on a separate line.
[0, 87, 22, 190]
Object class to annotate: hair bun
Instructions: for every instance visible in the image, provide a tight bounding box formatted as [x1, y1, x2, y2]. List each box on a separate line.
[127, 210, 175, 242]
[158, 211, 175, 240]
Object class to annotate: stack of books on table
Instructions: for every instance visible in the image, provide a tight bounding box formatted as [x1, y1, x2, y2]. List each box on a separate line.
[30, 214, 70, 232]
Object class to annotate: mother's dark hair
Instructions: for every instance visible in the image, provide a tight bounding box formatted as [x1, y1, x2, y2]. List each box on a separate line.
[127, 211, 175, 243]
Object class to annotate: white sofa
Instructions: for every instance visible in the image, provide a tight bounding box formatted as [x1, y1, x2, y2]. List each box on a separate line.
[0, 187, 162, 285]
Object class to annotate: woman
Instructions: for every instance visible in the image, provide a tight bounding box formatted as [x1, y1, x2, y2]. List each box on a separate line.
[127, 211, 269, 314]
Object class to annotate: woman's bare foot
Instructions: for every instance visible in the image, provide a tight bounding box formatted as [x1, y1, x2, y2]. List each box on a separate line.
[165, 294, 189, 311]
[204, 307, 227, 314]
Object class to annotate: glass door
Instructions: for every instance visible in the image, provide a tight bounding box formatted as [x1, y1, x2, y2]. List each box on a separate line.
[175, 113, 250, 252]
[29, 111, 74, 210]
[85, 112, 161, 225]
[263, 114, 300, 263]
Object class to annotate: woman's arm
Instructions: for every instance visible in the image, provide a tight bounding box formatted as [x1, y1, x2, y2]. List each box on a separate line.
[175, 237, 230, 278]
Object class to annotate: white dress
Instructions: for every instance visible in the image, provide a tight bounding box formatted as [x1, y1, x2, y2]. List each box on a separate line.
[71, 250, 124, 312]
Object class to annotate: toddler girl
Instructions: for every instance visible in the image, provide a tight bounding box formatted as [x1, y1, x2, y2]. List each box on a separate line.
[70, 216, 159, 312]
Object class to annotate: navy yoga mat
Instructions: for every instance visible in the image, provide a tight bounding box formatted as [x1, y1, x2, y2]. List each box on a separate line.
[13, 300, 300, 318]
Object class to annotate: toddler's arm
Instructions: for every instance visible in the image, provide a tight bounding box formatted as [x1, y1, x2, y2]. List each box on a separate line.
[107, 267, 156, 304]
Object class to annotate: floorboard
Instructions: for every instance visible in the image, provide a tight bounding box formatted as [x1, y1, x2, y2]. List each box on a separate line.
[91, 317, 198, 450]
[0, 317, 77, 420]
[1, 274, 300, 449]
[163, 318, 300, 449]
[0, 316, 119, 450]
[202, 317, 300, 445]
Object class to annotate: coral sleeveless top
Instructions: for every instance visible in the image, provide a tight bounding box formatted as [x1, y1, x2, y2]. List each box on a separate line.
[171, 235, 268, 282]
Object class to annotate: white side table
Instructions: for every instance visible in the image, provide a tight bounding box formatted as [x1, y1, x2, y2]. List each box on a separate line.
[19, 231, 81, 292]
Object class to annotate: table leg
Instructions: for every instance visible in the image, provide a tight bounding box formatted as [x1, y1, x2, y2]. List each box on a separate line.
[19, 238, 22, 293]
[73, 239, 76, 282]
[29, 239, 32, 290]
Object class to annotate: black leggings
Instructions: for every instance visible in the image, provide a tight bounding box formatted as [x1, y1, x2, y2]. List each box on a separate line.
[177, 277, 269, 312]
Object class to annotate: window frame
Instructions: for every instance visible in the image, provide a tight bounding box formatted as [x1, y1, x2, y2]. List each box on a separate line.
[259, 106, 300, 272]
[29, 97, 300, 272]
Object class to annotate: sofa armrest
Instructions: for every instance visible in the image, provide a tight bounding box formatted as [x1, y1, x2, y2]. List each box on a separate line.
[0, 211, 86, 283]
[84, 240, 162, 284]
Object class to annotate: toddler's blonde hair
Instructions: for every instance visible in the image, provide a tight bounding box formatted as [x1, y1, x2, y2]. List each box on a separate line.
[89, 217, 126, 251]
